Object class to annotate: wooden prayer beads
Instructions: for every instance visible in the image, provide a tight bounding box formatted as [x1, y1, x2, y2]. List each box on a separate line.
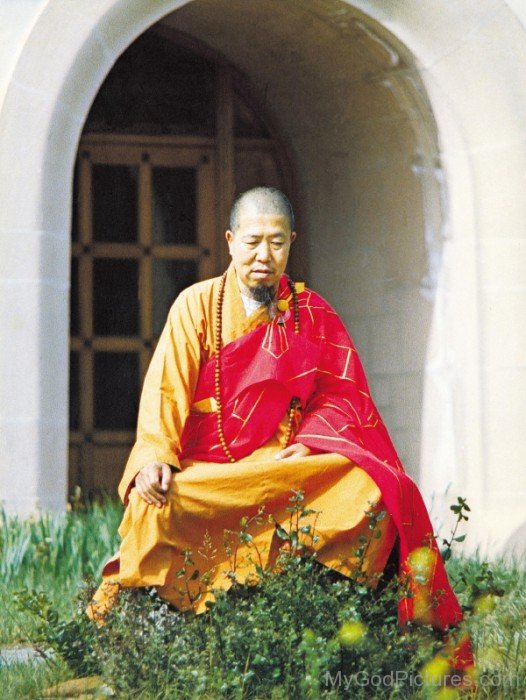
[214, 272, 236, 463]
[282, 396, 301, 448]
[287, 278, 300, 335]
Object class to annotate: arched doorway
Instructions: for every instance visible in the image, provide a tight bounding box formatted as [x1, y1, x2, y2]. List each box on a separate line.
[68, 29, 293, 494]
[5, 0, 526, 555]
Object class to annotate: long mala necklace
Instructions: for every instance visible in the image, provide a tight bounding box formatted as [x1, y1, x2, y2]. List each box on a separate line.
[214, 271, 301, 462]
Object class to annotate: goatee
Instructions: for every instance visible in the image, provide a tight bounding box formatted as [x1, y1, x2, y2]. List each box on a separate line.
[249, 284, 276, 304]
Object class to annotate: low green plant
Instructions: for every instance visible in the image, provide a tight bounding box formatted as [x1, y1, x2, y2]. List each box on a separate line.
[11, 492, 445, 698]
[2, 493, 525, 698]
[440, 496, 471, 563]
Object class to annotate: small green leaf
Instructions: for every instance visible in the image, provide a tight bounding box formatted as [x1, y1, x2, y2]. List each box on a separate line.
[275, 523, 289, 540]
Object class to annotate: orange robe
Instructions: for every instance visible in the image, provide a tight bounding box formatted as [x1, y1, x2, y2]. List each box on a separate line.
[101, 264, 395, 612]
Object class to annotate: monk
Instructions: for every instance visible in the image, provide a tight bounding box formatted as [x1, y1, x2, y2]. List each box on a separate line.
[89, 187, 472, 669]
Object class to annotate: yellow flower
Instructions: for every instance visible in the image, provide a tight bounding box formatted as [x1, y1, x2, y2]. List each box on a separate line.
[413, 591, 435, 625]
[421, 656, 450, 686]
[338, 620, 366, 646]
[408, 546, 436, 578]
[277, 299, 289, 312]
[473, 593, 497, 615]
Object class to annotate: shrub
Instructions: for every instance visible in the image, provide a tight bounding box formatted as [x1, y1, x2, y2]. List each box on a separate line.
[5, 492, 526, 698]
[14, 492, 447, 699]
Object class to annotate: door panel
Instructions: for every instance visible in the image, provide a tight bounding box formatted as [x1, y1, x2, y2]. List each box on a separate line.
[92, 164, 139, 242]
[152, 259, 198, 337]
[152, 167, 197, 245]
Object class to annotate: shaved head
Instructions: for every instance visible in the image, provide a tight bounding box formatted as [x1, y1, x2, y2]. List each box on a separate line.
[229, 187, 295, 233]
[225, 186, 297, 301]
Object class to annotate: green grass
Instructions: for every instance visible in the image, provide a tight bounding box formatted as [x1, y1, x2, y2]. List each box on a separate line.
[0, 498, 123, 645]
[0, 658, 75, 700]
[447, 556, 526, 698]
[0, 497, 524, 699]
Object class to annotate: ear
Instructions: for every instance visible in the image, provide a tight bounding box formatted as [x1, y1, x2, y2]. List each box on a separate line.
[290, 231, 297, 243]
[225, 229, 234, 251]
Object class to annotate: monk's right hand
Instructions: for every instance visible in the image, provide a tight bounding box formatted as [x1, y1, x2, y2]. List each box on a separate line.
[134, 462, 172, 508]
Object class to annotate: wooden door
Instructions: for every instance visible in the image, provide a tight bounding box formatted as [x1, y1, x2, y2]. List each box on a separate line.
[68, 30, 293, 497]
[69, 137, 216, 494]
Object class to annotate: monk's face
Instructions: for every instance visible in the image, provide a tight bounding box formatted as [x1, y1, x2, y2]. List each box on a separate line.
[225, 211, 296, 297]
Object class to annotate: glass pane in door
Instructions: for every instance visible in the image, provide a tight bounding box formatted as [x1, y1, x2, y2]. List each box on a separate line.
[92, 164, 138, 242]
[94, 352, 139, 430]
[152, 260, 198, 336]
[152, 167, 197, 245]
[93, 258, 139, 336]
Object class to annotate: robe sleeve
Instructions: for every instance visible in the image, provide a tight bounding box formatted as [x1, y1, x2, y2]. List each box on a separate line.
[118, 288, 203, 503]
[292, 304, 403, 471]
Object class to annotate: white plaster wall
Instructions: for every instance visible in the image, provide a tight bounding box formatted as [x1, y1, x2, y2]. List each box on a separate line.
[351, 0, 526, 554]
[0, 0, 48, 104]
[0, 0, 195, 514]
[0, 0, 57, 513]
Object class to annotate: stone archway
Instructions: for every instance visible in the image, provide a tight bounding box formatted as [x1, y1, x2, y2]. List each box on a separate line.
[1, 0, 525, 556]
[0, 1, 191, 515]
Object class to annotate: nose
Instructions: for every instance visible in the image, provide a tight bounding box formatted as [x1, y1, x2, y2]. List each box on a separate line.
[255, 240, 271, 263]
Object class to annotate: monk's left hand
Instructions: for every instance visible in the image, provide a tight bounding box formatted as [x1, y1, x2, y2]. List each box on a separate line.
[274, 443, 312, 460]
